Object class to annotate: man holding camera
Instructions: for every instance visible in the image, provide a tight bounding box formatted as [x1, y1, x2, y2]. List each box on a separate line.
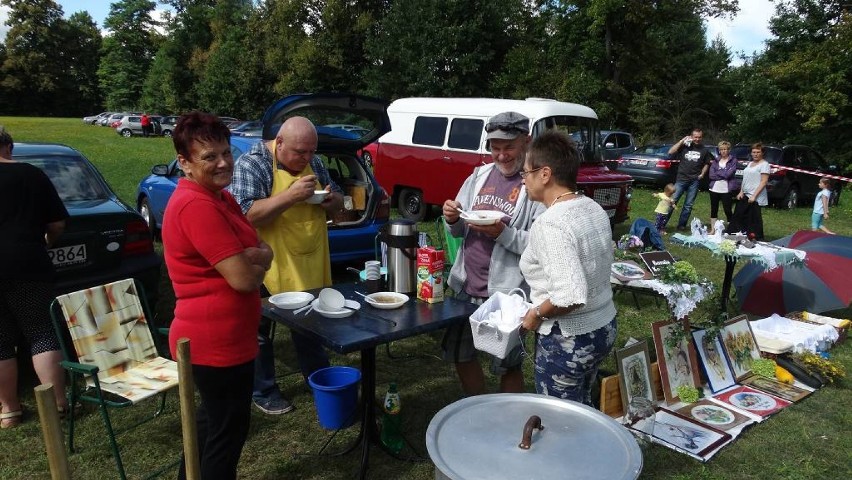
[666, 128, 714, 231]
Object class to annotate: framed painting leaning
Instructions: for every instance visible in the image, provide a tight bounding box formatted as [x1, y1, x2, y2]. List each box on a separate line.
[692, 328, 737, 393]
[615, 340, 655, 411]
[719, 315, 762, 382]
[652, 319, 701, 404]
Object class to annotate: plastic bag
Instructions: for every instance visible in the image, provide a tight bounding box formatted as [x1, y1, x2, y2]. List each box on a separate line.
[469, 288, 532, 359]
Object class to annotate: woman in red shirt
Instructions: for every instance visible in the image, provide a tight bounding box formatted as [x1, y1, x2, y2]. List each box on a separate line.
[163, 112, 271, 480]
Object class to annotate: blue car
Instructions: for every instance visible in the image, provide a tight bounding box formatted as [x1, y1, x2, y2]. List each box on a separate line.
[136, 93, 391, 264]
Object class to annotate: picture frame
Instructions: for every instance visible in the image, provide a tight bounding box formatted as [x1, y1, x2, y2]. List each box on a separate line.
[675, 399, 753, 432]
[650, 408, 733, 458]
[652, 319, 702, 404]
[639, 251, 676, 276]
[740, 375, 812, 403]
[714, 386, 791, 418]
[615, 340, 655, 411]
[719, 315, 762, 382]
[692, 328, 736, 393]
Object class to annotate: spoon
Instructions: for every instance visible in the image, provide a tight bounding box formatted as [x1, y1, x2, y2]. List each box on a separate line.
[454, 206, 481, 219]
[354, 291, 370, 299]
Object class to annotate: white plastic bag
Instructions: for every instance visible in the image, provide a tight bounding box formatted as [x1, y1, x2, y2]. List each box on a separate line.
[469, 288, 532, 359]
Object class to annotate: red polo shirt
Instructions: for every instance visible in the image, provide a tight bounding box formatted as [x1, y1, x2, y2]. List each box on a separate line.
[163, 179, 260, 367]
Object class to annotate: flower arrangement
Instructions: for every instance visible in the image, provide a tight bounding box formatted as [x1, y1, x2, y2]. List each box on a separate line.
[617, 234, 644, 251]
[657, 260, 699, 285]
[793, 351, 846, 383]
[718, 239, 737, 257]
[751, 358, 777, 379]
[676, 385, 700, 403]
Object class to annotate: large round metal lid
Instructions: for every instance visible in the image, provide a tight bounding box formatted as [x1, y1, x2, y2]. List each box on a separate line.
[426, 394, 642, 480]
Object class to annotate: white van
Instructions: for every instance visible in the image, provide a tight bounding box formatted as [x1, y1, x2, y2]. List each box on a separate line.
[369, 97, 634, 222]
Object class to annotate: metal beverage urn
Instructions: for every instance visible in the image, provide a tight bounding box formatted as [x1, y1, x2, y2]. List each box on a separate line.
[381, 219, 418, 294]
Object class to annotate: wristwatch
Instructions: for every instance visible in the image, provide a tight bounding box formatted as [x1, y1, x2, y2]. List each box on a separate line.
[535, 304, 549, 322]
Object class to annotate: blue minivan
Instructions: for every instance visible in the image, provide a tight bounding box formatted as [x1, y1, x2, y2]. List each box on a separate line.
[136, 93, 391, 263]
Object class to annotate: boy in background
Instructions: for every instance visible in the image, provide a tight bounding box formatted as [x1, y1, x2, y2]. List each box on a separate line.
[653, 183, 677, 235]
[812, 178, 835, 234]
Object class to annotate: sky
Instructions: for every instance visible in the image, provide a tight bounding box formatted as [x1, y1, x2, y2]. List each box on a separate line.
[2, 0, 777, 67]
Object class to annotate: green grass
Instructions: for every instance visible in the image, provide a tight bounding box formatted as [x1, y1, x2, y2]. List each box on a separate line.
[1, 118, 851, 479]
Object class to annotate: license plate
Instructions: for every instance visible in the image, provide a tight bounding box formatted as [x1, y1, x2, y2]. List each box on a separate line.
[735, 170, 744, 177]
[48, 244, 87, 267]
[628, 159, 647, 166]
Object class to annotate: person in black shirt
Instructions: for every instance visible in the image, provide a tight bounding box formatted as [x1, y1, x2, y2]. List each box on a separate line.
[666, 128, 715, 231]
[0, 126, 69, 428]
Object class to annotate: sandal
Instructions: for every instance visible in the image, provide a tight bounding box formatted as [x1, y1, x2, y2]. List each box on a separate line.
[1, 409, 23, 429]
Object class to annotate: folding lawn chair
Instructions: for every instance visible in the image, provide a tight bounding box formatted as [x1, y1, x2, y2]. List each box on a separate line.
[51, 278, 180, 480]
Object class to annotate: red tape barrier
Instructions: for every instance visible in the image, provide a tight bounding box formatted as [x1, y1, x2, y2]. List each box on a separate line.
[610, 158, 852, 183]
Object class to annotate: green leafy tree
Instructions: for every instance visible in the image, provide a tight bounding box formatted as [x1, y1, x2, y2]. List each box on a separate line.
[63, 12, 103, 114]
[98, 0, 159, 111]
[0, 0, 70, 115]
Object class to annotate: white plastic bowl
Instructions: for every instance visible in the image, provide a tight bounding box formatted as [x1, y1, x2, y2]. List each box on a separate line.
[269, 291, 315, 309]
[460, 210, 506, 225]
[364, 292, 409, 310]
[311, 299, 361, 318]
[318, 288, 346, 311]
[305, 190, 330, 204]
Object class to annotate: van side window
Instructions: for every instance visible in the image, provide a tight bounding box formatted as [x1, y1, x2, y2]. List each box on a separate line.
[412, 116, 448, 147]
[447, 118, 484, 150]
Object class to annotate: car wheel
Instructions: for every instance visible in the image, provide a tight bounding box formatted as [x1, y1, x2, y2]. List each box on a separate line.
[121, 129, 133, 138]
[163, 129, 172, 137]
[398, 188, 427, 222]
[139, 197, 157, 236]
[362, 151, 373, 168]
[782, 187, 799, 210]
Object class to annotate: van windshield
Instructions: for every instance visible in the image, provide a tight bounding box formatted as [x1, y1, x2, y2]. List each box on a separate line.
[533, 116, 601, 164]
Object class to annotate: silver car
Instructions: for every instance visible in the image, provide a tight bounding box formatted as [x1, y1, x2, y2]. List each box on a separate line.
[114, 115, 161, 137]
[83, 112, 112, 125]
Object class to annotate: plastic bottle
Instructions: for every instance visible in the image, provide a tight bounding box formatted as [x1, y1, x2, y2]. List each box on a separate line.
[380, 382, 404, 454]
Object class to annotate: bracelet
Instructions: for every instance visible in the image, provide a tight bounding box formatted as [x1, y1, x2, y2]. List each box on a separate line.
[535, 305, 549, 322]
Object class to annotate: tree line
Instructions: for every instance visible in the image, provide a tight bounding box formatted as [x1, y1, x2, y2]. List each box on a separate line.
[1, 0, 849, 169]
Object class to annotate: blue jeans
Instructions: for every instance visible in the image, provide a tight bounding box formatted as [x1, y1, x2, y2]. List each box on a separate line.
[253, 288, 330, 402]
[669, 179, 700, 228]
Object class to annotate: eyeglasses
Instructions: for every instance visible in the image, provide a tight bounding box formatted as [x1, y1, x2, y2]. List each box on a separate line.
[485, 121, 528, 134]
[519, 166, 543, 178]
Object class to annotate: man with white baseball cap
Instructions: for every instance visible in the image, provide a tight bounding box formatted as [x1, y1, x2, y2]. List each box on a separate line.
[440, 112, 545, 395]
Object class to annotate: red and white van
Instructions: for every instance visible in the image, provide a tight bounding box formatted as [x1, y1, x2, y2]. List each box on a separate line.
[370, 97, 634, 222]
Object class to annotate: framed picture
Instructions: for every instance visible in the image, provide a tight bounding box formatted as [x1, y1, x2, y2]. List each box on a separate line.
[719, 315, 762, 382]
[639, 251, 676, 276]
[692, 328, 737, 393]
[615, 340, 655, 411]
[651, 408, 733, 458]
[611, 260, 651, 282]
[675, 399, 753, 432]
[652, 319, 701, 404]
[740, 375, 812, 403]
[714, 386, 791, 418]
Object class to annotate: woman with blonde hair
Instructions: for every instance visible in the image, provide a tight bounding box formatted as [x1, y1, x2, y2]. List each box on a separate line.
[708, 141, 738, 234]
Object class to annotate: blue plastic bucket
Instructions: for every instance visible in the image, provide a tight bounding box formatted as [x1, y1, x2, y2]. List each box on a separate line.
[308, 366, 361, 430]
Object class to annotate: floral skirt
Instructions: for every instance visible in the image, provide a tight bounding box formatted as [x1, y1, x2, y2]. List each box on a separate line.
[534, 318, 617, 405]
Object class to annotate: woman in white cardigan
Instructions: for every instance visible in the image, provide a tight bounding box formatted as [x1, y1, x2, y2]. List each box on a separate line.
[519, 131, 618, 405]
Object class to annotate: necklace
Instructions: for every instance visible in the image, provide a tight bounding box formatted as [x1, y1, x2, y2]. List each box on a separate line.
[550, 191, 577, 207]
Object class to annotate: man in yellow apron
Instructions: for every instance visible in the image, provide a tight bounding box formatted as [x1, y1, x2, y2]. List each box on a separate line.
[230, 116, 343, 414]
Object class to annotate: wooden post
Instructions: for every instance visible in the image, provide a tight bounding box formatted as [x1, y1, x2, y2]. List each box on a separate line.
[34, 384, 72, 480]
[176, 338, 200, 480]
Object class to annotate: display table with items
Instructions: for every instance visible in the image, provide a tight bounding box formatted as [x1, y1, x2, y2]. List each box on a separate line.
[600, 311, 848, 462]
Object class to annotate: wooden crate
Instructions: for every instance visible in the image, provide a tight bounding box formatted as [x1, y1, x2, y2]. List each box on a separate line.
[599, 361, 665, 418]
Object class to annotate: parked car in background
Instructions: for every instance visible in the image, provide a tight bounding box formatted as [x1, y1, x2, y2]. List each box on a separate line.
[219, 116, 241, 127]
[13, 143, 161, 306]
[114, 115, 162, 137]
[360, 142, 378, 168]
[600, 130, 635, 164]
[101, 112, 125, 126]
[230, 120, 262, 136]
[730, 143, 844, 209]
[613, 143, 721, 189]
[83, 112, 112, 125]
[137, 93, 391, 263]
[158, 116, 179, 137]
[326, 124, 371, 137]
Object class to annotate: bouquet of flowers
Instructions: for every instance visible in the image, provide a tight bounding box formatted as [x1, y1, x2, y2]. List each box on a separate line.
[617, 234, 644, 251]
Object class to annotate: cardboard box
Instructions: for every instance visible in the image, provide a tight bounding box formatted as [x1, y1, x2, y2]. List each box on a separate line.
[417, 246, 444, 303]
[347, 184, 367, 210]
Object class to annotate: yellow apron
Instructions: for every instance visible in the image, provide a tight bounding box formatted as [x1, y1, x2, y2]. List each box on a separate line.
[257, 141, 332, 294]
